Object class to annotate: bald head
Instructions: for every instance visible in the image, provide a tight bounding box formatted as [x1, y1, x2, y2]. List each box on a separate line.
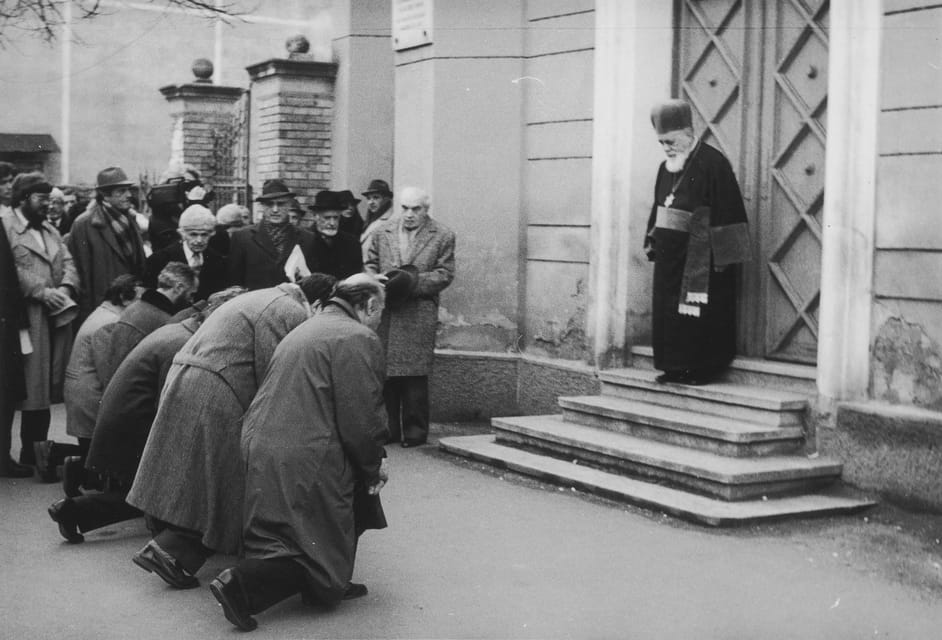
[399, 186, 430, 230]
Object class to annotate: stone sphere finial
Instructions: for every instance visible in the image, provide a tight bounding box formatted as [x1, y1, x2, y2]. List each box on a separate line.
[286, 34, 310, 55]
[286, 34, 313, 60]
[192, 58, 214, 83]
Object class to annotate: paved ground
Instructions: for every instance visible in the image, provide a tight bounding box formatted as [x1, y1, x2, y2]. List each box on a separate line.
[3, 410, 942, 639]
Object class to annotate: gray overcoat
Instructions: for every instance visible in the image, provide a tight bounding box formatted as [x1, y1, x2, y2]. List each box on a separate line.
[1, 210, 80, 410]
[242, 300, 388, 604]
[365, 217, 455, 377]
[64, 301, 123, 439]
[126, 284, 310, 554]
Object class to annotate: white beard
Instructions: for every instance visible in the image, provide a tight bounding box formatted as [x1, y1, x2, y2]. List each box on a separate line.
[664, 150, 689, 173]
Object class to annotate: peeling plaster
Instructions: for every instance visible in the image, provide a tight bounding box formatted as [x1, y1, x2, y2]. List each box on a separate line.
[871, 315, 942, 410]
[532, 279, 588, 359]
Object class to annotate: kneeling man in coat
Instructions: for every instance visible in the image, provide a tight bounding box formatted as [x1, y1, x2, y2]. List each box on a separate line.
[210, 274, 389, 632]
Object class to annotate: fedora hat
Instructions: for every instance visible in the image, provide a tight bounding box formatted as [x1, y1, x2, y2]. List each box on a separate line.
[255, 178, 296, 202]
[96, 167, 135, 190]
[308, 190, 347, 212]
[361, 179, 392, 198]
[11, 172, 52, 205]
[338, 189, 361, 206]
[382, 264, 418, 308]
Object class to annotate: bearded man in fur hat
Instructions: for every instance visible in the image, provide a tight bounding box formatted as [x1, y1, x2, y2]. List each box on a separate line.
[644, 99, 752, 386]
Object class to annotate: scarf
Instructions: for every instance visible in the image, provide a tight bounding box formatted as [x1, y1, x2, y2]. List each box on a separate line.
[261, 219, 293, 259]
[103, 203, 140, 265]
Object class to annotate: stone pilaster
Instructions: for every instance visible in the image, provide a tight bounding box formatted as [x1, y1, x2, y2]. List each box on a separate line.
[246, 58, 338, 203]
[160, 80, 244, 183]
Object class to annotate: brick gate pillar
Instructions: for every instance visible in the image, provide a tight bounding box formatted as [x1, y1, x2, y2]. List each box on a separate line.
[246, 51, 338, 205]
[160, 59, 244, 184]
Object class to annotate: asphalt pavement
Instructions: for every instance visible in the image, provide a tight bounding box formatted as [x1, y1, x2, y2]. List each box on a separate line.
[2, 409, 942, 639]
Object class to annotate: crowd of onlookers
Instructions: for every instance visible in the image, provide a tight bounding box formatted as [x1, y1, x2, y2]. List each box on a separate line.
[0, 159, 456, 631]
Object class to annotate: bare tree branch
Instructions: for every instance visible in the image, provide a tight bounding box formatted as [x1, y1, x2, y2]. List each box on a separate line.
[0, 0, 243, 47]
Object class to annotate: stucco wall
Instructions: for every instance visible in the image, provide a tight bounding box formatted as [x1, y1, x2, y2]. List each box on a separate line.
[521, 1, 595, 360]
[393, 1, 525, 354]
[871, 3, 942, 409]
[330, 1, 394, 195]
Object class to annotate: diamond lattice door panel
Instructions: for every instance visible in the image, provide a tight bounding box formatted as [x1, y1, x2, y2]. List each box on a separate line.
[765, 0, 828, 363]
[676, 0, 828, 365]
[678, 0, 745, 166]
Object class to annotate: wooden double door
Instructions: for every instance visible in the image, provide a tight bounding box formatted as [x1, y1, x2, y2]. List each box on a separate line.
[676, 0, 829, 364]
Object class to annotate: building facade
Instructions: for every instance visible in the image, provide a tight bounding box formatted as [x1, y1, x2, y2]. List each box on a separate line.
[2, 0, 940, 508]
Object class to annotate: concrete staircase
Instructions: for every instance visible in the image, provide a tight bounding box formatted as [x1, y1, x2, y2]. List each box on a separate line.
[440, 350, 875, 526]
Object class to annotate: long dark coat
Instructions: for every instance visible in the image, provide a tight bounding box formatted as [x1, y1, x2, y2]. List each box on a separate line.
[144, 242, 227, 302]
[1, 210, 81, 410]
[645, 141, 750, 372]
[65, 200, 147, 322]
[86, 318, 198, 483]
[309, 230, 363, 280]
[126, 284, 310, 554]
[0, 211, 27, 410]
[241, 300, 388, 604]
[227, 224, 318, 290]
[365, 217, 456, 376]
[91, 289, 176, 391]
[63, 301, 123, 439]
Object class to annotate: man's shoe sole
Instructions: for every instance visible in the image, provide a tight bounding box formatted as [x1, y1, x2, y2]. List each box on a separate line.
[132, 550, 199, 589]
[210, 577, 258, 631]
[47, 501, 84, 544]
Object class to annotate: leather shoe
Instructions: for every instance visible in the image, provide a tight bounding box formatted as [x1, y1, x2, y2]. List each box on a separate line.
[132, 540, 199, 589]
[62, 456, 85, 498]
[302, 581, 368, 607]
[33, 441, 57, 482]
[0, 458, 33, 478]
[48, 498, 84, 544]
[401, 440, 426, 448]
[343, 582, 368, 600]
[210, 568, 258, 631]
[655, 370, 684, 384]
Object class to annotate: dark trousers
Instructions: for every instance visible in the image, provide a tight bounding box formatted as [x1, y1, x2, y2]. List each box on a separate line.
[235, 558, 308, 614]
[383, 376, 429, 444]
[18, 409, 50, 465]
[71, 490, 142, 533]
[153, 522, 214, 575]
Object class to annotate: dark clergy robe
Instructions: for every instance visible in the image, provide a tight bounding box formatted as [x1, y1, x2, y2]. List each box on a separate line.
[644, 141, 751, 373]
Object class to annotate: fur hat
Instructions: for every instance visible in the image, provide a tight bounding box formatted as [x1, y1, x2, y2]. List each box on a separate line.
[650, 100, 693, 134]
[11, 172, 52, 205]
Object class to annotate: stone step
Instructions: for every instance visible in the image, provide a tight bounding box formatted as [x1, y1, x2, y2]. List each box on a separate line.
[630, 345, 818, 395]
[599, 368, 808, 428]
[492, 415, 842, 501]
[558, 395, 804, 457]
[439, 435, 876, 527]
